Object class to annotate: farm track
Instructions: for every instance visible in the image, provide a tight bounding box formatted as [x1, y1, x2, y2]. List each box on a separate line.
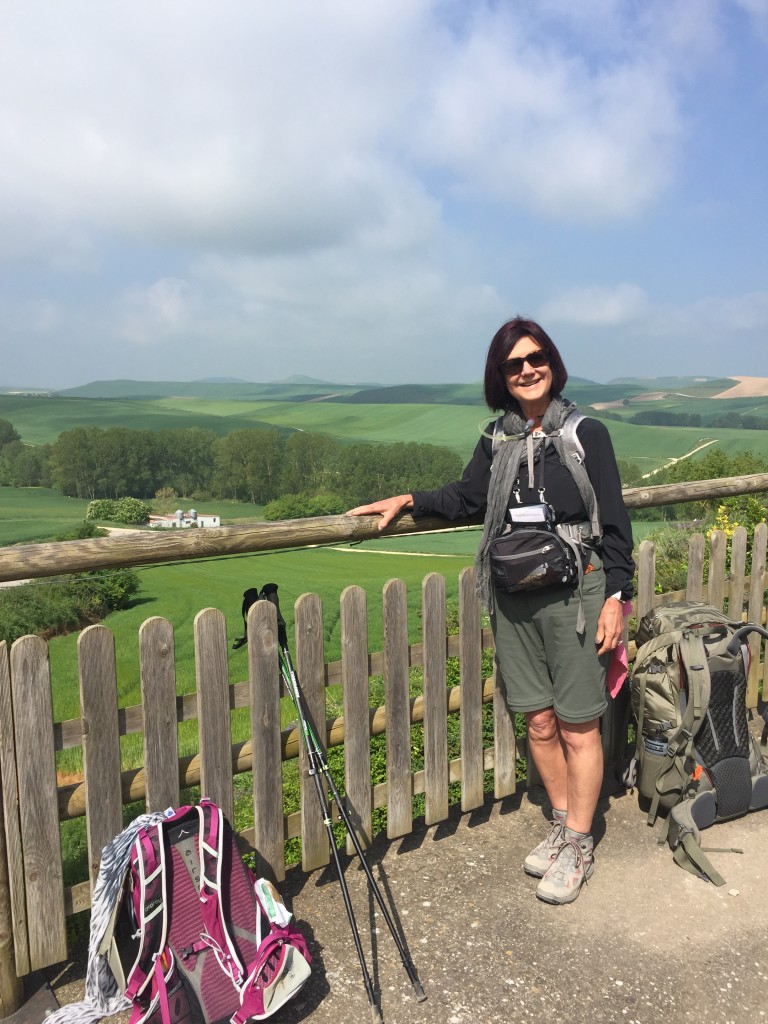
[641, 437, 719, 478]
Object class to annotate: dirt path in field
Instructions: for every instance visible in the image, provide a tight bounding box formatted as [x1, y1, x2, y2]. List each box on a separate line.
[328, 546, 470, 558]
[641, 437, 719, 478]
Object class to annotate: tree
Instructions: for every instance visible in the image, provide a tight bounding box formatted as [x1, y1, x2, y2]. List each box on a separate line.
[214, 428, 286, 503]
[279, 432, 338, 496]
[157, 427, 218, 497]
[0, 419, 20, 446]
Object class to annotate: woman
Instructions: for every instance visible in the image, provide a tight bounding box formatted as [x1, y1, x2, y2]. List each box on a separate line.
[348, 317, 634, 905]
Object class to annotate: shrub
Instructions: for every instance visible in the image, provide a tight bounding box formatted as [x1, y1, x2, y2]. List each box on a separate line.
[263, 493, 346, 520]
[113, 498, 151, 524]
[0, 568, 141, 645]
[86, 497, 151, 525]
[86, 499, 116, 521]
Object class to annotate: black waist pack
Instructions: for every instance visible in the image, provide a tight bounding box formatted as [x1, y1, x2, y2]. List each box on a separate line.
[489, 525, 580, 594]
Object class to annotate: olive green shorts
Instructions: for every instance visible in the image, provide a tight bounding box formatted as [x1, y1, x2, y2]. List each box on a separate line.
[490, 553, 611, 724]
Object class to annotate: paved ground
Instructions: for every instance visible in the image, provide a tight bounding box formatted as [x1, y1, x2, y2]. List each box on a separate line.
[35, 783, 768, 1024]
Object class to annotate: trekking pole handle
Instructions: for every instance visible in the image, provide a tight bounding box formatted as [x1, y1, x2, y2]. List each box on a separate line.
[260, 583, 288, 647]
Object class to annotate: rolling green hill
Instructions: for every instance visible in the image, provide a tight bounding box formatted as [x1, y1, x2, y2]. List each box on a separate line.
[3, 375, 768, 473]
[54, 377, 366, 401]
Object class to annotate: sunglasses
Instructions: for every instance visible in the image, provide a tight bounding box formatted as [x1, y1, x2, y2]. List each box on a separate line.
[499, 350, 549, 376]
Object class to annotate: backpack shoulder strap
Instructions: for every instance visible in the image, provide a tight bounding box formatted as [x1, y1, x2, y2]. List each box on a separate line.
[664, 802, 726, 886]
[123, 820, 171, 1006]
[561, 411, 586, 463]
[491, 415, 504, 459]
[562, 412, 602, 540]
[647, 632, 711, 825]
[196, 799, 247, 985]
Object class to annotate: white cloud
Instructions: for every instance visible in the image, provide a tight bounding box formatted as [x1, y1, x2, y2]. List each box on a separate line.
[118, 278, 193, 345]
[408, 0, 719, 220]
[541, 285, 650, 326]
[0, 0, 764, 389]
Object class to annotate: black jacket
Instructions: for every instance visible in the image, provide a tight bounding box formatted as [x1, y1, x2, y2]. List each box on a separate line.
[411, 417, 635, 600]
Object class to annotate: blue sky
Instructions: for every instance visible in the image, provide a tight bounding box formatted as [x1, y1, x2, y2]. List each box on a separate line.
[1, 0, 767, 389]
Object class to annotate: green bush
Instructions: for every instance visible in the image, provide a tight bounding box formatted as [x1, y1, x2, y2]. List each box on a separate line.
[54, 521, 108, 541]
[263, 492, 346, 520]
[0, 568, 141, 645]
[86, 498, 116, 521]
[86, 497, 151, 525]
[114, 497, 151, 524]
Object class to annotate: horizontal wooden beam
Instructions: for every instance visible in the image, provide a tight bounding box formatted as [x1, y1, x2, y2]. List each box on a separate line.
[2, 473, 768, 583]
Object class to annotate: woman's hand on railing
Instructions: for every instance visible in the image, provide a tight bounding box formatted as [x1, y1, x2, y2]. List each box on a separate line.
[346, 495, 414, 531]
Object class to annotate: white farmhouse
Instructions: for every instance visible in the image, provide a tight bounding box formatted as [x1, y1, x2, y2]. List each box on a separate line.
[148, 508, 221, 529]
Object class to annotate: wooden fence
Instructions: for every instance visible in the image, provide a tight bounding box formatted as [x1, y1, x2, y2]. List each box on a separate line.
[0, 513, 767, 1017]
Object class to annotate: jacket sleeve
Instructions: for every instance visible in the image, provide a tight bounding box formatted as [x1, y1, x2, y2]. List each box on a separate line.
[578, 419, 635, 600]
[410, 433, 493, 521]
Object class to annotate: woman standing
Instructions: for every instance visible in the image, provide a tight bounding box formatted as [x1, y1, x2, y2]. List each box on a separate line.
[348, 317, 634, 905]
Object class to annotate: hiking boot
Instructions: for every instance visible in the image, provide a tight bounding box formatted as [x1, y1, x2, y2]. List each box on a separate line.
[523, 810, 566, 878]
[535, 830, 594, 904]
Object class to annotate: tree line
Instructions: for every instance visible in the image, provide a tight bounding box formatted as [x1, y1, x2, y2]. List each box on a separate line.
[629, 410, 768, 429]
[0, 418, 463, 508]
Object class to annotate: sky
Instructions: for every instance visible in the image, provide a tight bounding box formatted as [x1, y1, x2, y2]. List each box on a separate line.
[1, 0, 767, 390]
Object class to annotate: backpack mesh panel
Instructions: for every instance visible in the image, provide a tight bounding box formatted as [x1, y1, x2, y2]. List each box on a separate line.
[694, 668, 749, 765]
[708, 758, 753, 819]
[694, 666, 752, 821]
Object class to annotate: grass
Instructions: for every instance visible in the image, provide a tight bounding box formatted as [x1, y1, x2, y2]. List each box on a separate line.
[0, 487, 93, 544]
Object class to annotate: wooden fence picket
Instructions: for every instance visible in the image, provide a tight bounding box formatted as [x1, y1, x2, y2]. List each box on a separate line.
[729, 527, 748, 618]
[636, 539, 656, 620]
[708, 530, 727, 611]
[458, 567, 484, 812]
[492, 663, 517, 798]
[383, 579, 413, 838]
[422, 573, 448, 826]
[195, 608, 234, 823]
[0, 642, 28, 977]
[9, 637, 66, 971]
[746, 523, 767, 708]
[78, 625, 122, 886]
[248, 601, 285, 882]
[139, 617, 180, 812]
[295, 593, 328, 871]
[686, 533, 706, 602]
[341, 586, 372, 855]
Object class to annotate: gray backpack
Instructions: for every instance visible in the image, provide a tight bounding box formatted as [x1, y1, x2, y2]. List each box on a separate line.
[629, 601, 768, 884]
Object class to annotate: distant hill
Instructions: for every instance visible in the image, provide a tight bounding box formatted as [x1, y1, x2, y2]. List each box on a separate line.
[54, 379, 366, 401]
[331, 383, 484, 405]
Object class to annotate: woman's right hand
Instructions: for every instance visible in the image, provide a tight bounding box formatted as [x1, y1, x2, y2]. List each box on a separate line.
[346, 494, 414, 531]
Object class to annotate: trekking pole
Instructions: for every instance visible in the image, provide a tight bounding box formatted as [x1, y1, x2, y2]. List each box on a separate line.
[258, 583, 426, 1022]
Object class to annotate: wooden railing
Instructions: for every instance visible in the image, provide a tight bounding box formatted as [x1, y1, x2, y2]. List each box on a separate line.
[0, 480, 767, 1018]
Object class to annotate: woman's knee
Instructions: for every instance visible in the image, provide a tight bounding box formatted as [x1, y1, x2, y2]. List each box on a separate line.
[525, 707, 558, 743]
[558, 717, 601, 755]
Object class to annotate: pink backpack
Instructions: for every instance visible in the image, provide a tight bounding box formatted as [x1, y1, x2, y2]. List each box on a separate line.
[104, 799, 311, 1024]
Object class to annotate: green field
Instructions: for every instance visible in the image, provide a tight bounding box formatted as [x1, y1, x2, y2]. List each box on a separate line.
[0, 487, 93, 544]
[0, 487, 266, 547]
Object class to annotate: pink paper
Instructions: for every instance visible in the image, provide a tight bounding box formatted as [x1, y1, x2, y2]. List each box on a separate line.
[606, 600, 633, 698]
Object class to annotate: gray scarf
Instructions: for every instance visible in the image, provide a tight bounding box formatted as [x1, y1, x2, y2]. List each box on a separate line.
[474, 396, 598, 611]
